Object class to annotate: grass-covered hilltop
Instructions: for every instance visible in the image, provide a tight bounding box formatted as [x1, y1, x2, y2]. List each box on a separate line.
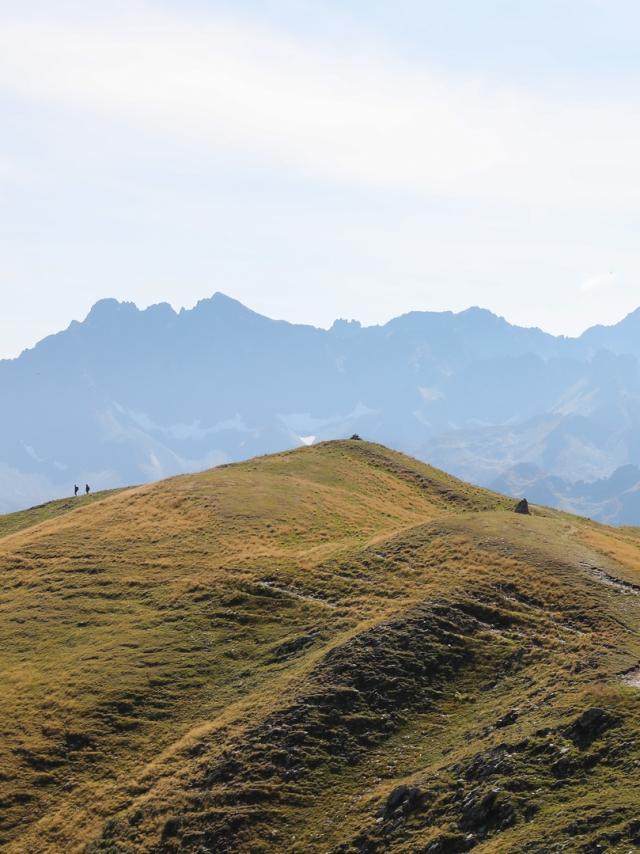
[2, 440, 640, 853]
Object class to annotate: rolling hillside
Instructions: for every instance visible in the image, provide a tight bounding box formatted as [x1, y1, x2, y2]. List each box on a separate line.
[1, 440, 640, 852]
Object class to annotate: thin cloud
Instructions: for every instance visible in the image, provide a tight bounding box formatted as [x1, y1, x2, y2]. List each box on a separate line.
[580, 272, 616, 292]
[0, 5, 640, 207]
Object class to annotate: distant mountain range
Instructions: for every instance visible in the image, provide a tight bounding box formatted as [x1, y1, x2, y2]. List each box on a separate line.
[3, 292, 640, 523]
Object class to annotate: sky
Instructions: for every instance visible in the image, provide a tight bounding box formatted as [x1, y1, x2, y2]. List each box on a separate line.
[2, 0, 640, 358]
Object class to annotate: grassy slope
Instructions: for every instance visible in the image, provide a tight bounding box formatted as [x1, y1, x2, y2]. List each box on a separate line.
[0, 489, 126, 538]
[0, 441, 639, 853]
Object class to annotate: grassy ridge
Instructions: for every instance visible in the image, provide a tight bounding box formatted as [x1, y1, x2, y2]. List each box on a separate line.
[1, 441, 639, 853]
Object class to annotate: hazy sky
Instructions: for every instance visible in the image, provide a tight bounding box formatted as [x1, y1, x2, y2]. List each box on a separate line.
[2, 0, 640, 358]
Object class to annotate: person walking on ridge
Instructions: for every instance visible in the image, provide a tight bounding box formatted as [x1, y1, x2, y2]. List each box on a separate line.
[85, 484, 90, 495]
[74, 484, 79, 497]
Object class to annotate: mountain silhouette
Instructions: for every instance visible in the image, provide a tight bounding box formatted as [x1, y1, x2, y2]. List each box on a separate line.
[3, 292, 640, 522]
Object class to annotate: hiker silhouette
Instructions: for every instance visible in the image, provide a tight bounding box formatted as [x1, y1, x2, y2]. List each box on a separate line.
[74, 484, 79, 497]
[85, 484, 90, 495]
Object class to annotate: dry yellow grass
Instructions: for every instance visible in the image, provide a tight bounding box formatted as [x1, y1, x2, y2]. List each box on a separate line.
[1, 440, 639, 853]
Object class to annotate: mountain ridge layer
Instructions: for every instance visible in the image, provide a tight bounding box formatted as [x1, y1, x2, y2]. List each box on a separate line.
[3, 293, 640, 521]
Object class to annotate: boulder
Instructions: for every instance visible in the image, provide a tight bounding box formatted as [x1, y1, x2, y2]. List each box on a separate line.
[382, 784, 423, 819]
[459, 787, 516, 833]
[495, 709, 519, 729]
[564, 707, 619, 749]
[424, 832, 476, 853]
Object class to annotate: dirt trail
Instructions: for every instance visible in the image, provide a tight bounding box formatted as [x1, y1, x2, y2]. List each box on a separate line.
[622, 666, 640, 688]
[253, 580, 339, 608]
[578, 561, 640, 596]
